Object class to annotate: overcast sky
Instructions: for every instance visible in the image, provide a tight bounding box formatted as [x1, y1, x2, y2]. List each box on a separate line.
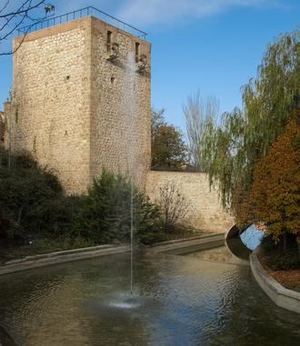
[1, 0, 299, 130]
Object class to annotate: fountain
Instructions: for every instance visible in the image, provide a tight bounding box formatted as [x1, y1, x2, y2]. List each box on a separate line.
[103, 51, 143, 309]
[130, 179, 134, 295]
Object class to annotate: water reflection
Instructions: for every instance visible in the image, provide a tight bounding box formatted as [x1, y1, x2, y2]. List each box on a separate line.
[240, 224, 264, 251]
[0, 251, 299, 345]
[225, 224, 265, 261]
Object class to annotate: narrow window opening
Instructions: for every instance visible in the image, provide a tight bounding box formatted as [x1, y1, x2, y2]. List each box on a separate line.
[15, 109, 18, 123]
[111, 76, 115, 84]
[107, 31, 112, 53]
[135, 42, 140, 62]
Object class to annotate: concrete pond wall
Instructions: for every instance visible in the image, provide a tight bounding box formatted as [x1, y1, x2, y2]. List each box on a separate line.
[250, 251, 300, 314]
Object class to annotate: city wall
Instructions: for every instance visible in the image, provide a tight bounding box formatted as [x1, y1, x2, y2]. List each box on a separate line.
[146, 171, 234, 233]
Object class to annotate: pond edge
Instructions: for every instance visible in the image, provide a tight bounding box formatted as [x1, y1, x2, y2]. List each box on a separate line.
[250, 249, 300, 314]
[0, 233, 225, 276]
[0, 244, 130, 276]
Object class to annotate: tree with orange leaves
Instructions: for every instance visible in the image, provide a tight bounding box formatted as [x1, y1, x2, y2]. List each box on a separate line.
[245, 117, 300, 245]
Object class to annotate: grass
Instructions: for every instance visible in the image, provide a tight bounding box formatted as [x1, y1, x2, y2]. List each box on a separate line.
[0, 228, 204, 264]
[0, 236, 96, 264]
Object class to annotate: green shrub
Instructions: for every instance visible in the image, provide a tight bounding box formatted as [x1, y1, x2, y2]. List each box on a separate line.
[0, 147, 165, 249]
[26, 196, 83, 238]
[133, 192, 164, 245]
[28, 235, 96, 252]
[0, 148, 64, 241]
[260, 234, 300, 270]
[73, 170, 163, 245]
[260, 236, 277, 252]
[267, 250, 300, 271]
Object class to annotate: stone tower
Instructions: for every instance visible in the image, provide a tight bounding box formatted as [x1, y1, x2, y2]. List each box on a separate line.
[8, 14, 151, 194]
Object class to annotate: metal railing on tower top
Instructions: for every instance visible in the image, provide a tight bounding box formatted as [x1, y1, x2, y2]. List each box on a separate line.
[17, 6, 148, 40]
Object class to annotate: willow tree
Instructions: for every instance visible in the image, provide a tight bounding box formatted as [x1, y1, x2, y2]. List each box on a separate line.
[199, 30, 300, 214]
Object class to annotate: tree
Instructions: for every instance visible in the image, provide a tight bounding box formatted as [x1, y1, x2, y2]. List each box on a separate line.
[0, 147, 64, 240]
[73, 170, 162, 245]
[0, 1, 54, 56]
[151, 109, 188, 170]
[156, 182, 190, 231]
[184, 91, 220, 170]
[240, 118, 300, 246]
[200, 30, 300, 212]
[151, 108, 166, 140]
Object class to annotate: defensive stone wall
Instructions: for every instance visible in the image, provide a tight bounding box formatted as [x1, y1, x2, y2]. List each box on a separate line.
[146, 171, 234, 233]
[90, 17, 151, 188]
[4, 14, 234, 235]
[7, 16, 151, 194]
[0, 111, 4, 144]
[12, 18, 92, 194]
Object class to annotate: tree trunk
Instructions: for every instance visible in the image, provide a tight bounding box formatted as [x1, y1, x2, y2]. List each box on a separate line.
[282, 232, 287, 252]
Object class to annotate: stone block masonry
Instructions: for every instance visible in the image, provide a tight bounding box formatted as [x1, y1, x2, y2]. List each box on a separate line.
[3, 14, 233, 232]
[90, 17, 151, 189]
[8, 16, 151, 194]
[146, 171, 234, 233]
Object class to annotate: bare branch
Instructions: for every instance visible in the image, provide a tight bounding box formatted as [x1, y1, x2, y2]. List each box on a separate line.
[0, 1, 10, 14]
[0, 12, 27, 40]
[0, 22, 31, 56]
[184, 91, 220, 170]
[0, 0, 53, 55]
[0, 0, 32, 31]
[156, 182, 190, 230]
[0, 0, 45, 18]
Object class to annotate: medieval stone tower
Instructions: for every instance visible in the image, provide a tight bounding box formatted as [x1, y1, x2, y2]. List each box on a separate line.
[7, 12, 151, 194]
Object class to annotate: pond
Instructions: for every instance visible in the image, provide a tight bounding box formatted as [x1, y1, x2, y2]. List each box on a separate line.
[0, 247, 299, 345]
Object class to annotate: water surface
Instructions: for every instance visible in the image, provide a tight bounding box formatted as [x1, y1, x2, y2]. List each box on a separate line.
[0, 248, 299, 345]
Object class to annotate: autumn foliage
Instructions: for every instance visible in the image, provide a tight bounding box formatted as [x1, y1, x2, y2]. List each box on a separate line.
[151, 110, 188, 170]
[241, 118, 300, 241]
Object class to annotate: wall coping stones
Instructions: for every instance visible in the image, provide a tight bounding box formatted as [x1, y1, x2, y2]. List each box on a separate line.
[0, 234, 224, 276]
[0, 244, 130, 276]
[149, 233, 225, 255]
[250, 249, 300, 314]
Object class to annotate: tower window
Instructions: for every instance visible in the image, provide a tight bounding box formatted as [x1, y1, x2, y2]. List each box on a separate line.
[107, 31, 112, 53]
[15, 109, 18, 123]
[135, 42, 140, 62]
